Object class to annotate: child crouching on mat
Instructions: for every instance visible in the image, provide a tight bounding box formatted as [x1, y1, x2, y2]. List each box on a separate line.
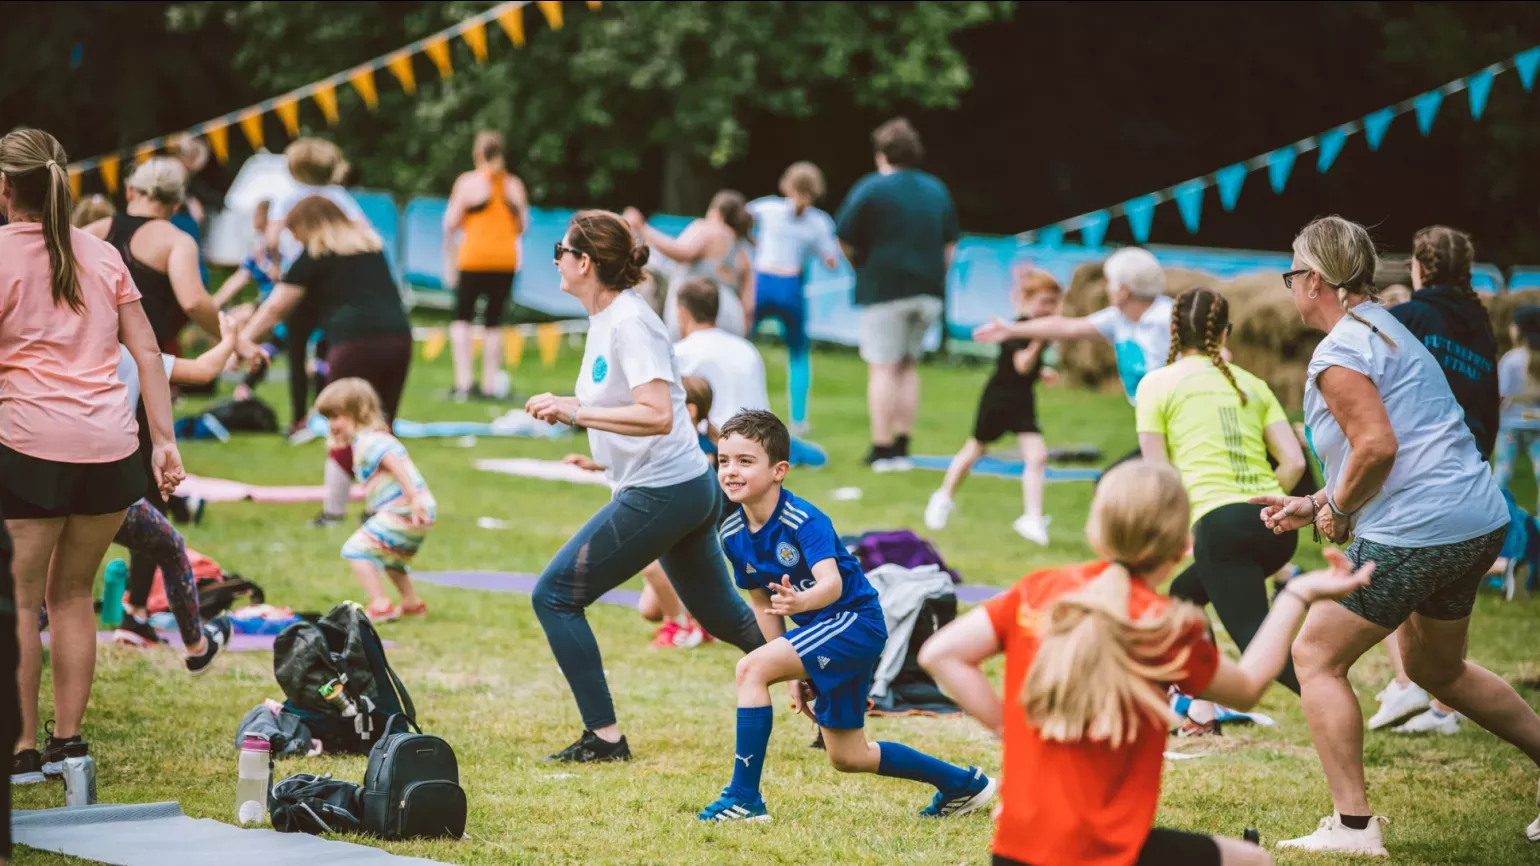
[917, 460, 1372, 866]
[926, 266, 1061, 545]
[315, 378, 436, 623]
[699, 409, 995, 822]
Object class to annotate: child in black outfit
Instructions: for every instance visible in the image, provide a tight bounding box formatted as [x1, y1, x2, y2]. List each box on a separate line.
[925, 267, 1061, 544]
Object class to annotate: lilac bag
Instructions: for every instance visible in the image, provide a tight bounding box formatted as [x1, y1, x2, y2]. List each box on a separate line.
[850, 530, 962, 584]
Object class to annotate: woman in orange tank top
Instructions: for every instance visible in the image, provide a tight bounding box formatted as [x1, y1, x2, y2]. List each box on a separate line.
[444, 130, 528, 401]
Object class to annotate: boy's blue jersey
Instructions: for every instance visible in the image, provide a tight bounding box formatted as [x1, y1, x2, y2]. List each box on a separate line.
[719, 488, 881, 628]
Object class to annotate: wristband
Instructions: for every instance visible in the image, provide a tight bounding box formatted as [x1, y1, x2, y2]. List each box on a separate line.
[1328, 494, 1353, 522]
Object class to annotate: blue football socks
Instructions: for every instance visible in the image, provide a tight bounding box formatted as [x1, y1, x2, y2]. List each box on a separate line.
[876, 741, 972, 792]
[729, 706, 774, 800]
[788, 349, 811, 426]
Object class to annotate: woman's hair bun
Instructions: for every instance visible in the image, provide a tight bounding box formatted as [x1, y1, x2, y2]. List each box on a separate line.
[621, 243, 651, 288]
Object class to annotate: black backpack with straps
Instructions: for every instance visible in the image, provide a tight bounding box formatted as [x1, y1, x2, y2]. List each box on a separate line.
[273, 602, 415, 753]
[361, 714, 466, 841]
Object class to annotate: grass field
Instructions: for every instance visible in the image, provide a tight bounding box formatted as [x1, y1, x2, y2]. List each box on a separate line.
[12, 340, 1540, 865]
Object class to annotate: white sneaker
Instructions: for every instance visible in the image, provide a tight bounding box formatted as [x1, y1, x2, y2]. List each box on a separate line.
[1278, 814, 1389, 856]
[872, 456, 913, 473]
[1367, 679, 1430, 731]
[789, 420, 811, 438]
[924, 492, 955, 531]
[1528, 780, 1540, 842]
[1012, 514, 1051, 546]
[1391, 708, 1460, 735]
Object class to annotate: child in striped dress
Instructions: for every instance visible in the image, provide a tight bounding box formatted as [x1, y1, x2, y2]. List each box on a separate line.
[316, 378, 436, 622]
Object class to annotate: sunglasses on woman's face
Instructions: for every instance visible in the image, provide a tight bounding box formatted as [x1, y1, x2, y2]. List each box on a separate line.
[554, 242, 584, 262]
[1282, 269, 1312, 290]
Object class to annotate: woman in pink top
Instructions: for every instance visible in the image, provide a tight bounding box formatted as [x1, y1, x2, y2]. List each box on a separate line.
[0, 129, 184, 785]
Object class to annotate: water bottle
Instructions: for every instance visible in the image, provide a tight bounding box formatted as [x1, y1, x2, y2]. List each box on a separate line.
[100, 559, 128, 628]
[235, 734, 271, 825]
[61, 741, 96, 807]
[319, 676, 358, 718]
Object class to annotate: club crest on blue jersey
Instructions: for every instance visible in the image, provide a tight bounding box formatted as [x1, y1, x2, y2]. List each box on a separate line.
[776, 541, 801, 567]
[592, 355, 609, 383]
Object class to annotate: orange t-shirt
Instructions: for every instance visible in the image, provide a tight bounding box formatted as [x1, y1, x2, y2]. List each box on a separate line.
[984, 561, 1219, 866]
[456, 169, 522, 273]
[0, 223, 143, 463]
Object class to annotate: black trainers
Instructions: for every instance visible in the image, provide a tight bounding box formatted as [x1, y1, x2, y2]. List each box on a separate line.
[185, 615, 232, 676]
[309, 511, 345, 529]
[113, 614, 160, 647]
[894, 434, 911, 458]
[863, 443, 896, 467]
[543, 730, 631, 763]
[12, 748, 44, 784]
[41, 725, 82, 778]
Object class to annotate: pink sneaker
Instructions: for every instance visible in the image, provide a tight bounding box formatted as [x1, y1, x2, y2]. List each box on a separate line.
[650, 620, 683, 649]
[365, 599, 401, 622]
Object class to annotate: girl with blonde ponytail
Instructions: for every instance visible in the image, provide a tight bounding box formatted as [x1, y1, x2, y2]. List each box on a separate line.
[919, 460, 1372, 866]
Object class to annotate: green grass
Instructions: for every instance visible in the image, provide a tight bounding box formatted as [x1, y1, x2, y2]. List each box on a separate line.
[12, 343, 1540, 864]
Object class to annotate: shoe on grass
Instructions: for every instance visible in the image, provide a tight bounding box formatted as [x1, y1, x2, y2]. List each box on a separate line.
[1391, 707, 1460, 735]
[365, 598, 401, 623]
[185, 615, 232, 676]
[1367, 679, 1430, 731]
[920, 767, 997, 818]
[1277, 814, 1389, 856]
[309, 511, 345, 529]
[113, 614, 161, 648]
[924, 492, 954, 531]
[1012, 514, 1051, 546]
[41, 725, 82, 778]
[12, 749, 45, 785]
[651, 618, 704, 650]
[544, 730, 631, 764]
[401, 599, 428, 617]
[1528, 779, 1540, 842]
[698, 788, 771, 823]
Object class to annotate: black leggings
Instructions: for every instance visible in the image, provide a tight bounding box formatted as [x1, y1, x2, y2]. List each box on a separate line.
[1171, 502, 1301, 693]
[993, 827, 1222, 866]
[454, 270, 515, 327]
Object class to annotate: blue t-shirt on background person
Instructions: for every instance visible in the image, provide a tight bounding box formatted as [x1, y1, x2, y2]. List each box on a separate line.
[834, 169, 958, 307]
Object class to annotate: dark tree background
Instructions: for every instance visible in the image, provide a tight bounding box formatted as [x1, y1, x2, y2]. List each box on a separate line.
[5, 1, 1540, 262]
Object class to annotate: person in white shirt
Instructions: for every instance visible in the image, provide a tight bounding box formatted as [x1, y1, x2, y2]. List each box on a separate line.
[524, 210, 765, 765]
[1254, 216, 1535, 857]
[673, 277, 772, 429]
[746, 163, 842, 434]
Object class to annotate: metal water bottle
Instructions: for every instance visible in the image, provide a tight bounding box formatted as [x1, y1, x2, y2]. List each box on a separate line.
[62, 741, 96, 807]
[235, 734, 271, 824]
[100, 559, 128, 627]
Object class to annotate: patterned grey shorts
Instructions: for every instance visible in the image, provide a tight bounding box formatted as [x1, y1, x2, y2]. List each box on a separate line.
[1339, 526, 1508, 629]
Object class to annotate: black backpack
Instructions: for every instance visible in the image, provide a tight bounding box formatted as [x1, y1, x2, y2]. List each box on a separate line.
[361, 714, 466, 841]
[273, 602, 414, 753]
[207, 397, 280, 433]
[269, 773, 364, 836]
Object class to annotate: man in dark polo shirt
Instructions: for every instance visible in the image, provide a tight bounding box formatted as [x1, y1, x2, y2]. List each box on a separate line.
[835, 118, 957, 471]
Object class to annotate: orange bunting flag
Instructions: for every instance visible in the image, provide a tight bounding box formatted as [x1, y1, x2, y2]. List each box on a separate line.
[205, 124, 230, 164]
[275, 98, 301, 137]
[497, 6, 526, 47]
[386, 52, 416, 94]
[68, 169, 81, 201]
[424, 36, 453, 79]
[536, 323, 562, 367]
[99, 155, 120, 194]
[504, 328, 526, 369]
[238, 110, 265, 150]
[462, 21, 489, 62]
[350, 67, 379, 110]
[134, 144, 155, 165]
[312, 85, 340, 125]
[537, 1, 564, 30]
[587, 1, 601, 9]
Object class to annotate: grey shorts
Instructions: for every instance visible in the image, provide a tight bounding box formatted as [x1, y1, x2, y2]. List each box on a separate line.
[858, 295, 943, 364]
[1339, 526, 1508, 629]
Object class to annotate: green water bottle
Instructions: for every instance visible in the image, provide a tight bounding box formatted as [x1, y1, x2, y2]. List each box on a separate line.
[100, 559, 128, 628]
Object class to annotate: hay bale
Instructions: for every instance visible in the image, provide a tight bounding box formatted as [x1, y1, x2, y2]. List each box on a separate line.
[1485, 289, 1540, 354]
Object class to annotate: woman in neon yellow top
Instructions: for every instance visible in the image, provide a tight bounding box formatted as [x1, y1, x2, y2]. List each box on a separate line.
[1135, 287, 1308, 701]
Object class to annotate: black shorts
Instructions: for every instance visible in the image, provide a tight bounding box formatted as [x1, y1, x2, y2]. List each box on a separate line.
[0, 442, 145, 519]
[973, 387, 1039, 443]
[993, 827, 1221, 866]
[454, 269, 516, 327]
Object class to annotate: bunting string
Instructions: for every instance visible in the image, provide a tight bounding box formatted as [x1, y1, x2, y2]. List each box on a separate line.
[1021, 45, 1540, 246]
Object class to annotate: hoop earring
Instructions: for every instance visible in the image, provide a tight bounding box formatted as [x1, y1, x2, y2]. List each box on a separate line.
[1307, 288, 1319, 300]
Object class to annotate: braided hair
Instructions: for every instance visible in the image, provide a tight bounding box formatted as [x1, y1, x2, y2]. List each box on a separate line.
[1168, 287, 1247, 406]
[1412, 225, 1479, 306]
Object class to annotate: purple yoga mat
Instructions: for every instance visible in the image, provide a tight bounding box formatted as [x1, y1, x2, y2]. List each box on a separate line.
[41, 631, 396, 651]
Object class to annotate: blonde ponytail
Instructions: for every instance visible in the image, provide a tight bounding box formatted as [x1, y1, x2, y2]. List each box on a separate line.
[0, 129, 82, 313]
[1022, 460, 1205, 747]
[1293, 215, 1397, 348]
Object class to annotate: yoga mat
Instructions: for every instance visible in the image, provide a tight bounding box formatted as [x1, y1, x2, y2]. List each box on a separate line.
[41, 632, 395, 651]
[909, 455, 1102, 483]
[305, 411, 570, 440]
[14, 802, 443, 865]
[173, 474, 364, 504]
[414, 570, 643, 608]
[475, 458, 612, 488]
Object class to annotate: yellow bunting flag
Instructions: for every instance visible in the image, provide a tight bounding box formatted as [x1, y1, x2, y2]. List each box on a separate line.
[587, 1, 602, 9]
[504, 328, 526, 369]
[536, 323, 562, 368]
[422, 331, 447, 362]
[99, 155, 120, 193]
[238, 110, 265, 150]
[462, 22, 489, 63]
[134, 144, 155, 165]
[497, 6, 525, 47]
[275, 98, 300, 137]
[68, 169, 81, 200]
[312, 84, 340, 125]
[205, 124, 230, 164]
[350, 67, 379, 110]
[386, 52, 416, 94]
[537, 1, 564, 29]
[424, 36, 453, 79]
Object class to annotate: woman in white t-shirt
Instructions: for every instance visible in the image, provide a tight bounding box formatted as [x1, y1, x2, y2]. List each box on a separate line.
[1254, 216, 1537, 856]
[524, 210, 765, 764]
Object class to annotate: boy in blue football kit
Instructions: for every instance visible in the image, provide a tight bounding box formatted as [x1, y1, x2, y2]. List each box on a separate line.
[698, 410, 995, 822]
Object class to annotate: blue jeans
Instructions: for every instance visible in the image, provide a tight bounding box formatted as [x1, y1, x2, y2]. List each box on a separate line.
[532, 469, 764, 730]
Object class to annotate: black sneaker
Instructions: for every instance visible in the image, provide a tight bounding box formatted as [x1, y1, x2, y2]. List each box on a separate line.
[863, 443, 896, 467]
[309, 511, 346, 529]
[41, 726, 82, 778]
[185, 615, 232, 676]
[113, 614, 161, 648]
[894, 434, 911, 457]
[543, 730, 631, 763]
[12, 748, 45, 785]
[809, 729, 826, 750]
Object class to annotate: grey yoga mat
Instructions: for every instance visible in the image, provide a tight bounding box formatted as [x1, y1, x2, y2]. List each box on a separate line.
[13, 802, 445, 865]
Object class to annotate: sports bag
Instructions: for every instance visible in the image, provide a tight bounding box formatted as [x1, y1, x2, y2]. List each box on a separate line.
[273, 601, 414, 753]
[361, 714, 466, 841]
[269, 773, 364, 835]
